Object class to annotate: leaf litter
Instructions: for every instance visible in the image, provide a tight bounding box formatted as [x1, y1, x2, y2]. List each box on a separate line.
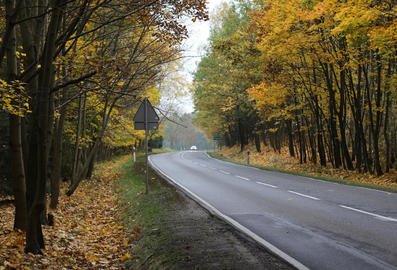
[0, 156, 134, 269]
[217, 145, 397, 191]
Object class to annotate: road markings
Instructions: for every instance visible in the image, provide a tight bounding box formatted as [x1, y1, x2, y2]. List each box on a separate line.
[256, 182, 278, 188]
[288, 191, 320, 201]
[219, 170, 230, 175]
[370, 189, 392, 195]
[149, 156, 310, 270]
[236, 176, 250, 181]
[199, 164, 207, 168]
[339, 205, 397, 222]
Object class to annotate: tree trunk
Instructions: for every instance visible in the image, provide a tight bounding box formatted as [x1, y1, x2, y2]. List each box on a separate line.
[305, 117, 317, 164]
[9, 115, 27, 231]
[296, 116, 304, 164]
[347, 66, 370, 172]
[238, 120, 245, 152]
[72, 94, 84, 184]
[323, 63, 342, 168]
[384, 91, 391, 173]
[49, 104, 66, 210]
[6, 0, 27, 230]
[364, 61, 383, 176]
[286, 120, 295, 157]
[338, 69, 353, 170]
[316, 118, 327, 167]
[25, 0, 64, 254]
[86, 149, 96, 179]
[254, 133, 261, 152]
[66, 137, 101, 196]
[67, 95, 116, 196]
[383, 60, 392, 172]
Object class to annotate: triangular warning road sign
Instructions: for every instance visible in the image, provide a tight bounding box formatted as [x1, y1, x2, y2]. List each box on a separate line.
[134, 98, 159, 130]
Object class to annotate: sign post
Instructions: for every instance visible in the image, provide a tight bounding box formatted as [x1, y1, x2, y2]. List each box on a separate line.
[134, 98, 159, 194]
[144, 100, 148, 194]
[212, 135, 220, 151]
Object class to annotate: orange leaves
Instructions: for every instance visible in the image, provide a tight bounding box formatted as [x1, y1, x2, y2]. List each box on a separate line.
[0, 157, 134, 269]
[248, 82, 286, 107]
[217, 145, 397, 191]
[120, 252, 132, 262]
[369, 20, 397, 55]
[247, 82, 289, 120]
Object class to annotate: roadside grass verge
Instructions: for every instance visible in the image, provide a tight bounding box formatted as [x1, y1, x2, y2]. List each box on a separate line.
[117, 153, 182, 269]
[151, 147, 172, 154]
[210, 149, 397, 193]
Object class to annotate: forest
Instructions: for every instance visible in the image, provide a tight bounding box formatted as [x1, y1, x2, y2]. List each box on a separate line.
[162, 113, 212, 150]
[194, 0, 397, 177]
[0, 0, 207, 254]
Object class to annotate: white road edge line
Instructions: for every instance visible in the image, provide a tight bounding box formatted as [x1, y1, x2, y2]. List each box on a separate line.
[256, 182, 278, 188]
[204, 152, 395, 196]
[219, 170, 230, 175]
[148, 156, 309, 270]
[339, 205, 397, 222]
[288, 191, 320, 201]
[236, 175, 250, 181]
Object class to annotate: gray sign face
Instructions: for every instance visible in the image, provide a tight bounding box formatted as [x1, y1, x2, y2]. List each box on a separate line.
[134, 122, 159, 130]
[134, 98, 159, 130]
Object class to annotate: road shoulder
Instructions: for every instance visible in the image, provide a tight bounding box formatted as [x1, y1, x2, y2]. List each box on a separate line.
[120, 156, 293, 269]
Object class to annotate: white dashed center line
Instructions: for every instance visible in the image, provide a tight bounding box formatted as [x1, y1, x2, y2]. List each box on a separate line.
[256, 182, 278, 188]
[219, 170, 230, 175]
[339, 205, 397, 222]
[288, 191, 320, 201]
[236, 176, 250, 181]
[199, 164, 207, 168]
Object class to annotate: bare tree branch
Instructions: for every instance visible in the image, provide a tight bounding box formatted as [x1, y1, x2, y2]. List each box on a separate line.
[51, 71, 97, 93]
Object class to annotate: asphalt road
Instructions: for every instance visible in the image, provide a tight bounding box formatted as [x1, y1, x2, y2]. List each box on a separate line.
[149, 151, 397, 270]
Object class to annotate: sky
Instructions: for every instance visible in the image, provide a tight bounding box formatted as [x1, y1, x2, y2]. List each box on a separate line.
[162, 0, 227, 114]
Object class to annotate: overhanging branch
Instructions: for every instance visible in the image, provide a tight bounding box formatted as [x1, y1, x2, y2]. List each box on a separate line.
[51, 71, 96, 93]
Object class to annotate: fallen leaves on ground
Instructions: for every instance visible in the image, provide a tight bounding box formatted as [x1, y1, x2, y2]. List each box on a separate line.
[218, 145, 397, 191]
[0, 156, 135, 269]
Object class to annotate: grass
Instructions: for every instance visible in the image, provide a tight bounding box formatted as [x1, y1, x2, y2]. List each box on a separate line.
[151, 147, 173, 154]
[117, 153, 182, 269]
[118, 155, 161, 229]
[209, 151, 397, 193]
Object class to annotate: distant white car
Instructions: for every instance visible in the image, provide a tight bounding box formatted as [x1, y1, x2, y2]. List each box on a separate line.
[190, 145, 197, 150]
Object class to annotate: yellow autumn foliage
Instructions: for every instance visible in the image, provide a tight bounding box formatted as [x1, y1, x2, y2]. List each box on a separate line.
[247, 82, 288, 116]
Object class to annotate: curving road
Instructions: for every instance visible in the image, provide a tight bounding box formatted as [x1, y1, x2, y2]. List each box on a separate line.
[149, 151, 397, 270]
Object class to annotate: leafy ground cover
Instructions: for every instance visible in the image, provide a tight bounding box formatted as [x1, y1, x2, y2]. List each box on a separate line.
[0, 156, 132, 269]
[213, 146, 397, 192]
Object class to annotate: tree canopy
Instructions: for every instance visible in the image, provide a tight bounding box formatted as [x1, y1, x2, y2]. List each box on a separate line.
[193, 0, 397, 174]
[0, 0, 207, 254]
